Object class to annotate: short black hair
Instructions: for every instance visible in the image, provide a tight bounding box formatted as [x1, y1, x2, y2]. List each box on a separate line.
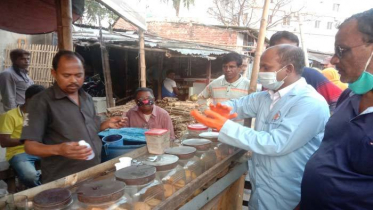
[340, 9, 373, 43]
[269, 31, 300, 47]
[222, 52, 243, 66]
[25, 85, 45, 99]
[10, 49, 30, 63]
[275, 45, 305, 75]
[166, 70, 175, 76]
[52, 50, 85, 70]
[134, 87, 154, 98]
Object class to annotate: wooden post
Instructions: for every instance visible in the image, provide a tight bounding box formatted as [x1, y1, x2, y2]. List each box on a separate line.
[139, 30, 146, 87]
[248, 0, 270, 94]
[206, 60, 211, 85]
[298, 13, 309, 67]
[99, 17, 115, 108]
[124, 50, 129, 97]
[158, 54, 164, 100]
[55, 0, 73, 50]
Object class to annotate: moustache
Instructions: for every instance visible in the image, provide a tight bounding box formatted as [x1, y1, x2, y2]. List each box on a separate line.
[67, 84, 80, 88]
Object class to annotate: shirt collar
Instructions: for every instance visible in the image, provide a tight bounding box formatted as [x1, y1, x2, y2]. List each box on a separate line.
[52, 83, 86, 100]
[221, 75, 243, 87]
[134, 105, 157, 117]
[268, 77, 307, 99]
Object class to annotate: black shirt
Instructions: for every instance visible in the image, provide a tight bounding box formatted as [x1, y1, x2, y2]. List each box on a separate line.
[21, 83, 102, 183]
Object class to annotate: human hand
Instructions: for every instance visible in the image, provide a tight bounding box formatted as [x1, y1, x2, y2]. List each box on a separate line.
[209, 103, 238, 119]
[103, 116, 128, 130]
[190, 109, 231, 131]
[58, 142, 92, 160]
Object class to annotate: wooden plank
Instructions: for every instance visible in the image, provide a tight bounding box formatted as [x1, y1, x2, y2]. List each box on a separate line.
[0, 146, 148, 208]
[153, 149, 247, 210]
[101, 46, 115, 108]
[215, 175, 245, 209]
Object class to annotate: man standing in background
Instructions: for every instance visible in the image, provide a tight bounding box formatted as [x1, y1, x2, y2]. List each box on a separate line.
[0, 49, 34, 112]
[162, 70, 179, 98]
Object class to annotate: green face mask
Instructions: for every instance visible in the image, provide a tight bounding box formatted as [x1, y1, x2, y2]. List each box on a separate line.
[348, 51, 373, 94]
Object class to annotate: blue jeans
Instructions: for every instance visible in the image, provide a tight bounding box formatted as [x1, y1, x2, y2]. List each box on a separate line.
[9, 153, 41, 188]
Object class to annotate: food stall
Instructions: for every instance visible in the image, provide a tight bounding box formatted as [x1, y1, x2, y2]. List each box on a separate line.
[1, 142, 248, 209]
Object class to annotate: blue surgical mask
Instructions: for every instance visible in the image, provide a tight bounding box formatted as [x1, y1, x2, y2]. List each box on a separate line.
[348, 51, 373, 94]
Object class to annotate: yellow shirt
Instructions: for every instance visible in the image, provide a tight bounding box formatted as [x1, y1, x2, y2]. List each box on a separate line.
[0, 107, 25, 161]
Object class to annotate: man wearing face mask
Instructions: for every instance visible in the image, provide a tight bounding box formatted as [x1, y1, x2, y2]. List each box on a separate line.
[191, 45, 330, 210]
[301, 9, 373, 210]
[124, 88, 175, 140]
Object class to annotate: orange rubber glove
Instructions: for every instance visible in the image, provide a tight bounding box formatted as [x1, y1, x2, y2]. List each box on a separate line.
[191, 109, 231, 131]
[209, 103, 238, 119]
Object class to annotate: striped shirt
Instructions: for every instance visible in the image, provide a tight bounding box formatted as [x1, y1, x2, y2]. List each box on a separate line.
[199, 75, 250, 104]
[198, 75, 250, 124]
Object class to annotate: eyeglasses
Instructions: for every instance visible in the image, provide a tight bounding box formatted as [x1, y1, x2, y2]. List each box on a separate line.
[334, 43, 369, 58]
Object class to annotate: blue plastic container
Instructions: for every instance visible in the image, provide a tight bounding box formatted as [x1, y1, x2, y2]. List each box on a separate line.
[101, 139, 145, 162]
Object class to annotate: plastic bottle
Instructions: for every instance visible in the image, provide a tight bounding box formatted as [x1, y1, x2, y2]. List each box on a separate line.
[78, 140, 95, 160]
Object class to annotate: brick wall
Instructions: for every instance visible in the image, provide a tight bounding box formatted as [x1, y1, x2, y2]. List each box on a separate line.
[113, 19, 239, 46]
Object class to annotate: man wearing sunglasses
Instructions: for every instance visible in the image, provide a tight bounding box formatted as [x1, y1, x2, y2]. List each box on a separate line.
[123, 87, 175, 140]
[301, 9, 373, 209]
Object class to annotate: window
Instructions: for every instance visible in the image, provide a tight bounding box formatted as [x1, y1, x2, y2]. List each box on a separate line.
[333, 3, 340, 12]
[268, 15, 273, 24]
[327, 22, 333, 30]
[283, 16, 291, 25]
[315, 20, 321, 28]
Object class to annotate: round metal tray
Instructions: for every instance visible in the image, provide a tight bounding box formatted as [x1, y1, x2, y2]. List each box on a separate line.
[140, 154, 179, 171]
[182, 139, 212, 151]
[33, 188, 72, 209]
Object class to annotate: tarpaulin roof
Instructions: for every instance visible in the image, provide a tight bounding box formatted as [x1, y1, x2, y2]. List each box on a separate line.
[0, 0, 84, 34]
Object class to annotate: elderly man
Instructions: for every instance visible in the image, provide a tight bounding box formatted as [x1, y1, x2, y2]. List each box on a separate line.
[22, 50, 126, 183]
[269, 31, 342, 112]
[124, 87, 175, 140]
[191, 45, 330, 210]
[301, 9, 373, 209]
[0, 49, 34, 111]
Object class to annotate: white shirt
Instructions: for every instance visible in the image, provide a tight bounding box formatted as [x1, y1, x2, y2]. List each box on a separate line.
[144, 114, 151, 122]
[268, 78, 306, 110]
[163, 77, 177, 93]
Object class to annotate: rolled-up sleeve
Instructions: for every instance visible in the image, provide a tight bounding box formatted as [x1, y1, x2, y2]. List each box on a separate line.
[219, 98, 329, 156]
[21, 95, 48, 143]
[0, 71, 17, 111]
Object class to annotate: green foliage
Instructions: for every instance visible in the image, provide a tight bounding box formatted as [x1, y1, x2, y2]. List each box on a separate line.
[162, 0, 195, 16]
[84, 0, 118, 26]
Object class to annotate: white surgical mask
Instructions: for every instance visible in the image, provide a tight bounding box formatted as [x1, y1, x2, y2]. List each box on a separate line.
[258, 66, 288, 90]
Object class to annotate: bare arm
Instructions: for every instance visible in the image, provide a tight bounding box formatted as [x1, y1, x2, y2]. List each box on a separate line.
[0, 134, 23, 147]
[173, 87, 180, 95]
[24, 140, 92, 160]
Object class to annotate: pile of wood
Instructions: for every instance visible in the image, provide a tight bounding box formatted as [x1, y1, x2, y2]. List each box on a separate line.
[156, 97, 198, 139]
[106, 100, 136, 117]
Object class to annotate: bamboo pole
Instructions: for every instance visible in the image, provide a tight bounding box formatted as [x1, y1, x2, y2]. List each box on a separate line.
[139, 30, 146, 87]
[55, 0, 73, 50]
[248, 0, 271, 94]
[298, 13, 309, 67]
[206, 60, 212, 85]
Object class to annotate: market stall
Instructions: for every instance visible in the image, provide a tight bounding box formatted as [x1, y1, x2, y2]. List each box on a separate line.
[0, 143, 248, 209]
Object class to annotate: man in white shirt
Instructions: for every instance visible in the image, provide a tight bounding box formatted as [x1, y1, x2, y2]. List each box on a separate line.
[162, 70, 179, 98]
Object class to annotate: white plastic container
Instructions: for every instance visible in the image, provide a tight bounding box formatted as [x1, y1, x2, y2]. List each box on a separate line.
[78, 140, 95, 160]
[145, 129, 170, 155]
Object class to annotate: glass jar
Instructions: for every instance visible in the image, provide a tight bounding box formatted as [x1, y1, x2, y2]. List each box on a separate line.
[33, 188, 73, 210]
[145, 129, 171, 155]
[186, 124, 208, 138]
[164, 146, 203, 183]
[71, 179, 130, 210]
[199, 132, 233, 161]
[140, 154, 187, 199]
[182, 139, 217, 171]
[115, 165, 164, 209]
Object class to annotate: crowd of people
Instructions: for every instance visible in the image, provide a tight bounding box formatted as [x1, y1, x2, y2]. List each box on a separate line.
[0, 8, 371, 210]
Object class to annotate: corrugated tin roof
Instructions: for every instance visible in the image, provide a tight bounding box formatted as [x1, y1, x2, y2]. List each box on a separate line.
[73, 25, 238, 58]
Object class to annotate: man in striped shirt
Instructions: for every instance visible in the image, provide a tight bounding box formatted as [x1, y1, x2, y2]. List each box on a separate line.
[198, 52, 250, 109]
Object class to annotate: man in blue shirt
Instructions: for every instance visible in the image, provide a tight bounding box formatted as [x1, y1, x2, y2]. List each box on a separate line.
[191, 45, 330, 210]
[301, 9, 373, 209]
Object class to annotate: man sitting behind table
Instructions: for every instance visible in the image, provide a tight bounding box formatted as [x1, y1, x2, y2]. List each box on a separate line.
[0, 85, 45, 187]
[124, 88, 175, 140]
